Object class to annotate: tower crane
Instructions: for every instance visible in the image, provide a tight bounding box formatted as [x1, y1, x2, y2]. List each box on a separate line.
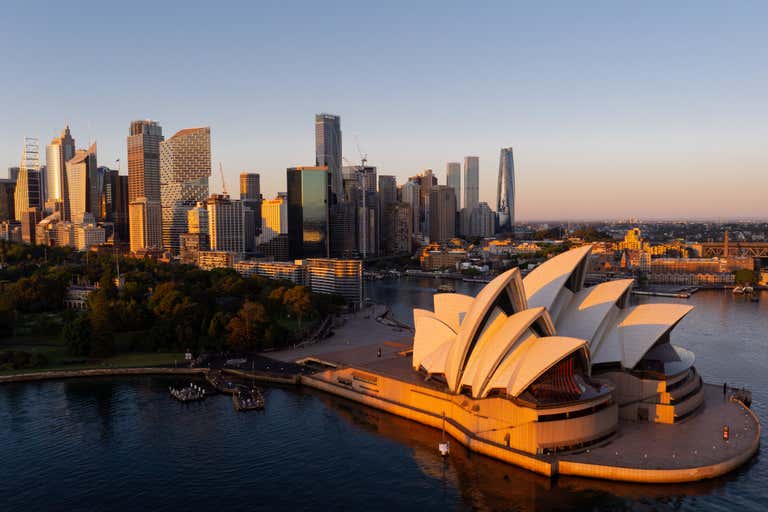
[219, 162, 229, 197]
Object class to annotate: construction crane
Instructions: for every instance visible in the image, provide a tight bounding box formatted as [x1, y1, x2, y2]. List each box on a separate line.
[219, 162, 229, 197]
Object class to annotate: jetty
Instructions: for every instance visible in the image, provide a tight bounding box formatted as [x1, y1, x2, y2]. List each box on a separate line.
[233, 387, 265, 411]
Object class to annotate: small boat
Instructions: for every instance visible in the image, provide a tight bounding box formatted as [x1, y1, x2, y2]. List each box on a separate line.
[170, 383, 206, 403]
[436, 284, 456, 294]
[438, 412, 450, 456]
[744, 286, 754, 294]
[732, 286, 745, 295]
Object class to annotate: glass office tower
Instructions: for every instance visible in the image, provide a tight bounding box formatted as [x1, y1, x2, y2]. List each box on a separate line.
[287, 166, 329, 258]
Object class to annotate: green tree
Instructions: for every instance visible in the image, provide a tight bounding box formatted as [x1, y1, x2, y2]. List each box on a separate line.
[63, 314, 92, 356]
[283, 286, 314, 329]
[226, 301, 269, 351]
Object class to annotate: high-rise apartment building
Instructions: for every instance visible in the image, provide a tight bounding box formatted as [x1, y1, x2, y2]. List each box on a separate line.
[45, 125, 76, 218]
[159, 127, 211, 254]
[429, 185, 457, 242]
[463, 156, 479, 212]
[287, 166, 329, 259]
[497, 147, 515, 234]
[127, 120, 164, 202]
[305, 259, 363, 309]
[207, 194, 244, 254]
[315, 114, 342, 201]
[446, 162, 461, 209]
[66, 143, 98, 225]
[383, 202, 412, 254]
[129, 197, 162, 253]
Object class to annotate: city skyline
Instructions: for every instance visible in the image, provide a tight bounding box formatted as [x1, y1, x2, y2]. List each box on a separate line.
[2, 2, 767, 220]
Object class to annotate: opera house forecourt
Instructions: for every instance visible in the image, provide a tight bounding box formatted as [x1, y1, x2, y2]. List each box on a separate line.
[297, 246, 760, 483]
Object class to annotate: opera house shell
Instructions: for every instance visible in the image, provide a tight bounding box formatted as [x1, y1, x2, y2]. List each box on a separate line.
[413, 244, 703, 426]
[301, 245, 759, 481]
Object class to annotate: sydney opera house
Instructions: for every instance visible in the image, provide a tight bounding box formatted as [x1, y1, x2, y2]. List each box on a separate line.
[301, 246, 759, 482]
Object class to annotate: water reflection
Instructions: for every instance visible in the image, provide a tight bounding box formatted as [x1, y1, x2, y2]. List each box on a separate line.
[313, 389, 744, 511]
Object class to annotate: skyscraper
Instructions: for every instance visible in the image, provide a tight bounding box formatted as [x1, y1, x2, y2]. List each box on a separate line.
[239, 172, 262, 252]
[408, 169, 436, 236]
[159, 127, 211, 254]
[128, 120, 163, 252]
[102, 169, 129, 242]
[446, 162, 461, 209]
[429, 185, 457, 242]
[315, 114, 342, 201]
[378, 175, 397, 207]
[463, 156, 479, 212]
[66, 143, 98, 225]
[383, 202, 412, 254]
[127, 120, 164, 203]
[129, 197, 162, 253]
[207, 194, 244, 253]
[256, 193, 289, 260]
[497, 147, 515, 234]
[14, 138, 43, 222]
[400, 181, 421, 236]
[287, 166, 329, 259]
[45, 125, 76, 218]
[239, 173, 260, 200]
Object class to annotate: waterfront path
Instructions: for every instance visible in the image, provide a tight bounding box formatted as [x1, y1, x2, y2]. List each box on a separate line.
[558, 384, 760, 482]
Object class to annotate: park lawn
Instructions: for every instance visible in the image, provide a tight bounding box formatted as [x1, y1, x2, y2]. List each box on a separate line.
[0, 346, 184, 376]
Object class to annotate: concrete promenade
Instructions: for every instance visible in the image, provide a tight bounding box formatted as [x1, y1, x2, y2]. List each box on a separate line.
[269, 305, 413, 363]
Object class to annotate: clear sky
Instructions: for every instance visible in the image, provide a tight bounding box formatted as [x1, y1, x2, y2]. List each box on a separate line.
[1, 1, 766, 220]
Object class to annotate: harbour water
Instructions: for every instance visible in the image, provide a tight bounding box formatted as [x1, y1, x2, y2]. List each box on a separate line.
[1, 280, 766, 511]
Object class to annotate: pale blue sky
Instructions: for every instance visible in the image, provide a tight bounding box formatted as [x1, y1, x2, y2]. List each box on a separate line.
[1, 1, 766, 220]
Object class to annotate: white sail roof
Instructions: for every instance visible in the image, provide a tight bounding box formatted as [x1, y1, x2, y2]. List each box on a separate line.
[444, 268, 526, 391]
[433, 293, 474, 332]
[524, 244, 592, 312]
[592, 304, 694, 368]
[460, 307, 555, 397]
[412, 310, 456, 371]
[556, 279, 634, 346]
[411, 245, 696, 400]
[484, 336, 588, 398]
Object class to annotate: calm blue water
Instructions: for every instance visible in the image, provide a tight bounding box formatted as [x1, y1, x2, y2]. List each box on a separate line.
[1, 281, 766, 511]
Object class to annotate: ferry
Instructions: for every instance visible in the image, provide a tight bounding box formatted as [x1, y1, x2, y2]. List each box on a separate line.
[435, 284, 455, 293]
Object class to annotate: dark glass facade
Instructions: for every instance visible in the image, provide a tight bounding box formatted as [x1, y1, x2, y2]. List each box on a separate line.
[287, 167, 329, 258]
